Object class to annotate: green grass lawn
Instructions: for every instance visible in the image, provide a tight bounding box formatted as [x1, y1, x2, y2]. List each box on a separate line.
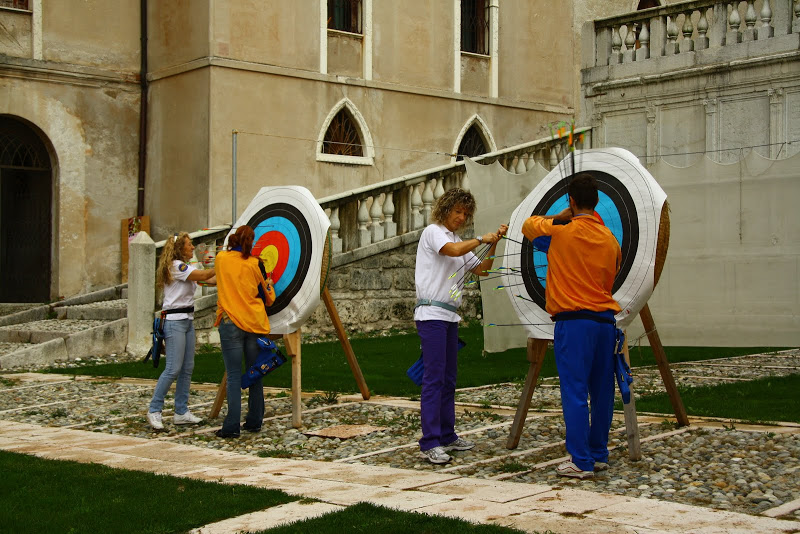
[631, 374, 800, 423]
[48, 324, 786, 398]
[0, 450, 297, 534]
[0, 451, 525, 534]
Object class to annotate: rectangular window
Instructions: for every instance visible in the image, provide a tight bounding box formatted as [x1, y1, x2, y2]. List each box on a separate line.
[0, 0, 29, 10]
[327, 0, 362, 34]
[461, 0, 489, 55]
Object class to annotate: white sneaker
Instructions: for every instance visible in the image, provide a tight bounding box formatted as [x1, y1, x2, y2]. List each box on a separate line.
[556, 460, 594, 479]
[443, 437, 475, 451]
[173, 411, 202, 425]
[147, 411, 164, 430]
[421, 446, 452, 464]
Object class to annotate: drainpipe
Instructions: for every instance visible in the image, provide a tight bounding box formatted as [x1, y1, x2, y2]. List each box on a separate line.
[136, 0, 148, 217]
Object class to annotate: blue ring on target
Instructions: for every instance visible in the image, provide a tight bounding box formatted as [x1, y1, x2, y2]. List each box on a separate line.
[246, 203, 313, 316]
[521, 171, 639, 309]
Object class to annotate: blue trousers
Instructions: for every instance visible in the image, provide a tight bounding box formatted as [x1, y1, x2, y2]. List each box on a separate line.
[416, 320, 459, 451]
[149, 319, 195, 415]
[554, 314, 616, 472]
[218, 318, 265, 434]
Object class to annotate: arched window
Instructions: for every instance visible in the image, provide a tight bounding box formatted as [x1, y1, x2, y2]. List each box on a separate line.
[457, 125, 488, 160]
[452, 115, 496, 162]
[322, 108, 363, 156]
[317, 99, 374, 165]
[637, 0, 661, 9]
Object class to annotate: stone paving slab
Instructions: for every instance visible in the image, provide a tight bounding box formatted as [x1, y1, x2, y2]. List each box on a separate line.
[189, 501, 344, 534]
[2, 420, 799, 533]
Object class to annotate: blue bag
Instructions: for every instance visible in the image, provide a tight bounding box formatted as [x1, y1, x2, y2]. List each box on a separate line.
[241, 336, 287, 389]
[142, 313, 166, 368]
[614, 329, 634, 404]
[406, 337, 466, 386]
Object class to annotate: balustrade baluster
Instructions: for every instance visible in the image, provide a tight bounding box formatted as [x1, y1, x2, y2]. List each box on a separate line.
[636, 21, 650, 61]
[434, 177, 445, 200]
[383, 191, 397, 238]
[680, 11, 695, 52]
[460, 170, 471, 192]
[329, 206, 342, 253]
[358, 198, 371, 248]
[696, 8, 710, 49]
[369, 194, 384, 243]
[794, 1, 800, 33]
[758, 0, 774, 39]
[516, 154, 528, 173]
[623, 24, 637, 63]
[421, 180, 435, 225]
[508, 155, 519, 172]
[666, 15, 679, 54]
[743, 0, 758, 40]
[411, 183, 423, 230]
[727, 2, 742, 44]
[611, 25, 623, 64]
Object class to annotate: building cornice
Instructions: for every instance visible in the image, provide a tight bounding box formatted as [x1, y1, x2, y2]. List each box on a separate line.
[0, 55, 139, 89]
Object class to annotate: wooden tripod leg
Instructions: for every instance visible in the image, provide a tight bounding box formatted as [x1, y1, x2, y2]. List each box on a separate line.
[322, 287, 370, 400]
[621, 333, 642, 460]
[283, 330, 302, 428]
[210, 372, 227, 419]
[506, 338, 548, 450]
[639, 304, 689, 426]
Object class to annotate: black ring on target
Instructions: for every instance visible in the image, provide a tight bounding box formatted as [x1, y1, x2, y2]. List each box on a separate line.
[246, 203, 313, 316]
[520, 170, 639, 309]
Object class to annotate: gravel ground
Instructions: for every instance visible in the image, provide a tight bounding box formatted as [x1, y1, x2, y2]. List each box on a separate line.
[1, 349, 798, 520]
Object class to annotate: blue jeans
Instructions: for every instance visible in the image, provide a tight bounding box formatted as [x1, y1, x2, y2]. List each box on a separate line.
[218, 318, 264, 434]
[554, 314, 616, 472]
[416, 320, 459, 451]
[149, 318, 195, 415]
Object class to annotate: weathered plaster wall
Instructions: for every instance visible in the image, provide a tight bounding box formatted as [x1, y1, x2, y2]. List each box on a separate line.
[145, 67, 211, 239]
[42, 0, 140, 71]
[0, 10, 32, 58]
[0, 77, 140, 297]
[147, 1, 211, 73]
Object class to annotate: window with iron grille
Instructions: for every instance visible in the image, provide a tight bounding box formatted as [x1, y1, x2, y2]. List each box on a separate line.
[457, 125, 488, 160]
[0, 0, 29, 10]
[461, 0, 490, 55]
[323, 109, 364, 157]
[328, 0, 362, 34]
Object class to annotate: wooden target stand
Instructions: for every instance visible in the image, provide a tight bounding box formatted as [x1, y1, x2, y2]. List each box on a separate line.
[506, 203, 689, 460]
[209, 239, 370, 428]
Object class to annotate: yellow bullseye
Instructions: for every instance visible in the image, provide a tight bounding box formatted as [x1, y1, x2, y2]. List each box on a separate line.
[259, 245, 279, 273]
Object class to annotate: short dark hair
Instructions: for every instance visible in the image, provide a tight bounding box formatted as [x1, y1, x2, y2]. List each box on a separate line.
[568, 173, 599, 210]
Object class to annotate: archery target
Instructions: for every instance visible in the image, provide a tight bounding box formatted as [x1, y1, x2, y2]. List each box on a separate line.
[503, 148, 666, 339]
[227, 186, 330, 334]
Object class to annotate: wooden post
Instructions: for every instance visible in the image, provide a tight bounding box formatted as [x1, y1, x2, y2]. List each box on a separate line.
[639, 304, 689, 426]
[283, 329, 303, 428]
[506, 338, 548, 449]
[621, 332, 642, 461]
[210, 372, 227, 419]
[322, 287, 370, 400]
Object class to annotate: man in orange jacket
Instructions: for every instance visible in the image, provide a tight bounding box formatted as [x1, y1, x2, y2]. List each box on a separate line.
[522, 173, 621, 479]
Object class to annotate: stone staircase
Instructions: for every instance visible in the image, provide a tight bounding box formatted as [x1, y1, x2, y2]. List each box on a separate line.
[0, 285, 129, 369]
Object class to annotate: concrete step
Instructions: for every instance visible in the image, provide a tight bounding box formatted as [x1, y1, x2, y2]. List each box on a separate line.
[55, 299, 127, 321]
[0, 318, 127, 369]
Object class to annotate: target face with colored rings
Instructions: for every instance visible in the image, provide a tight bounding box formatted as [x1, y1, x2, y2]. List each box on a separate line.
[503, 148, 666, 339]
[229, 186, 330, 334]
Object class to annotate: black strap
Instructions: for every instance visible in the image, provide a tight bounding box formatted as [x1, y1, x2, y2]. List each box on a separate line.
[551, 310, 615, 324]
[162, 306, 194, 315]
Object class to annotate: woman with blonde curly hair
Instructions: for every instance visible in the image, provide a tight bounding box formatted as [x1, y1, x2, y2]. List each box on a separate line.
[414, 188, 507, 464]
[146, 232, 215, 430]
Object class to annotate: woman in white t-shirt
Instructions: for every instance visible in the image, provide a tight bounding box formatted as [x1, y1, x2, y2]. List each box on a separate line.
[414, 188, 507, 464]
[146, 232, 216, 431]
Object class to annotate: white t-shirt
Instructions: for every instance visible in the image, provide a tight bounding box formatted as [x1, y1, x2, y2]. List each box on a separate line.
[414, 224, 478, 322]
[162, 260, 197, 320]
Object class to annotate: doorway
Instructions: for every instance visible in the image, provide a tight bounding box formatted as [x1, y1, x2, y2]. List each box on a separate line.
[0, 116, 53, 302]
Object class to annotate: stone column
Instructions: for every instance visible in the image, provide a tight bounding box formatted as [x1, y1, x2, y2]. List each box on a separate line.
[126, 232, 155, 357]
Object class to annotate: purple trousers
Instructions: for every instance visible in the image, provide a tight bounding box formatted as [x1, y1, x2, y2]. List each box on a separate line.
[416, 320, 459, 451]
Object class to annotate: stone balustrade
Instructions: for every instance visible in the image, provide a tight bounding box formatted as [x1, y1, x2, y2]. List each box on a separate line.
[585, 0, 798, 68]
[318, 127, 591, 255]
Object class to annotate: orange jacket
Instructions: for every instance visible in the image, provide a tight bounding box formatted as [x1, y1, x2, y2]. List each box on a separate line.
[522, 215, 621, 316]
[214, 250, 275, 334]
